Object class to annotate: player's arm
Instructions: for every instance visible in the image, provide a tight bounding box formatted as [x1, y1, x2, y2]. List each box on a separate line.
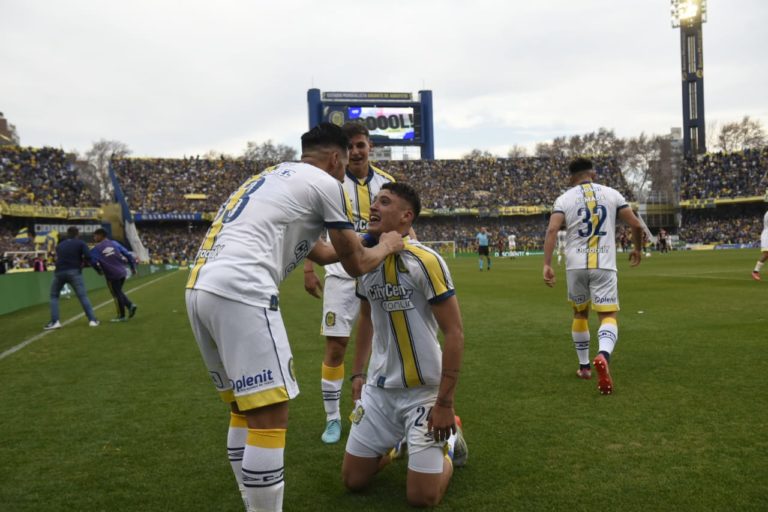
[428, 295, 464, 442]
[115, 241, 137, 274]
[350, 298, 373, 403]
[327, 228, 403, 277]
[543, 212, 564, 287]
[618, 207, 644, 266]
[301, 257, 323, 299]
[89, 247, 103, 274]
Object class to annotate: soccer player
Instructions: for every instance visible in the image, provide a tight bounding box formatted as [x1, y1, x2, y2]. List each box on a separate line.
[752, 209, 768, 280]
[507, 232, 517, 259]
[542, 157, 643, 395]
[90, 228, 138, 322]
[302, 122, 398, 444]
[185, 123, 403, 512]
[476, 226, 491, 270]
[43, 226, 99, 329]
[556, 228, 567, 266]
[342, 182, 468, 508]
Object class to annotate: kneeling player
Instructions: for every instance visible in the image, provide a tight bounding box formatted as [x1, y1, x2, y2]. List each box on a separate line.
[341, 183, 467, 507]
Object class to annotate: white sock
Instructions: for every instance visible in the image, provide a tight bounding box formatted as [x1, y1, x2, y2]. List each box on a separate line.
[227, 413, 249, 507]
[755, 261, 764, 273]
[598, 319, 618, 356]
[321, 363, 343, 421]
[571, 318, 590, 366]
[243, 429, 285, 512]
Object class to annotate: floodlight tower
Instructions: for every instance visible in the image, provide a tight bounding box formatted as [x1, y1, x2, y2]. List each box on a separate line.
[671, 0, 707, 156]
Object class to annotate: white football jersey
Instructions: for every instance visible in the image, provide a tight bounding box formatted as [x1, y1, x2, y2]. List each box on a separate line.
[552, 182, 629, 271]
[508, 234, 516, 245]
[355, 238, 455, 389]
[186, 162, 353, 308]
[325, 165, 396, 279]
[763, 211, 768, 234]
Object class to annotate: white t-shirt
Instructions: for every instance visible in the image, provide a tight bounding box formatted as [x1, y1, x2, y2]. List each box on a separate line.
[356, 238, 454, 389]
[507, 234, 516, 246]
[325, 165, 395, 279]
[187, 162, 353, 308]
[552, 182, 629, 271]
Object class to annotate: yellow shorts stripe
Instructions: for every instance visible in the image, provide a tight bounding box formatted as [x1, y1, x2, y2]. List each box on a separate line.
[247, 428, 286, 449]
[593, 304, 620, 313]
[235, 386, 290, 411]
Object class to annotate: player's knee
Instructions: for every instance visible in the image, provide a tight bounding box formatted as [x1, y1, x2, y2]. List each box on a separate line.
[406, 486, 442, 508]
[341, 467, 369, 492]
[326, 337, 348, 362]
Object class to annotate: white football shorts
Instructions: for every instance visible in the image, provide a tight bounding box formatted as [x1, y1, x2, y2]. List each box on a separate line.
[566, 268, 620, 312]
[761, 231, 768, 251]
[321, 275, 360, 337]
[345, 385, 446, 474]
[185, 289, 299, 410]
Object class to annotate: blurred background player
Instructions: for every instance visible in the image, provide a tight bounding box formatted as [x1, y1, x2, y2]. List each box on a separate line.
[556, 228, 567, 265]
[476, 226, 491, 270]
[542, 158, 643, 395]
[302, 122, 399, 445]
[90, 228, 138, 322]
[185, 123, 404, 512]
[752, 209, 768, 280]
[43, 226, 99, 330]
[343, 183, 467, 507]
[507, 231, 517, 259]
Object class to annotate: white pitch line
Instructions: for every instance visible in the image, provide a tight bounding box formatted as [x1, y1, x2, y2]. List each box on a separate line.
[650, 273, 753, 281]
[0, 271, 179, 362]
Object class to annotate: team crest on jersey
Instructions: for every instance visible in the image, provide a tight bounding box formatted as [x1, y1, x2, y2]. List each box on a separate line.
[349, 402, 365, 425]
[325, 311, 336, 327]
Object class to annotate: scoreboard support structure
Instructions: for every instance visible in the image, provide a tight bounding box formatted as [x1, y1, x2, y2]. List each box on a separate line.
[307, 89, 434, 160]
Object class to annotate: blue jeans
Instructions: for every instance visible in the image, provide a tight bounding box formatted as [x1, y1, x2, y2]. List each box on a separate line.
[50, 269, 97, 322]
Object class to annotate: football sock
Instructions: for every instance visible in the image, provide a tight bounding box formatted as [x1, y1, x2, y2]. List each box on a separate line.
[321, 363, 344, 421]
[243, 428, 286, 512]
[571, 318, 591, 366]
[227, 413, 249, 507]
[478, 258, 483, 270]
[754, 261, 764, 273]
[598, 318, 618, 359]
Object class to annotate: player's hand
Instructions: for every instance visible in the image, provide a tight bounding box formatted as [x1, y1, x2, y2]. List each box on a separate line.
[378, 231, 405, 254]
[351, 377, 363, 402]
[629, 250, 642, 267]
[303, 271, 323, 298]
[428, 403, 456, 443]
[543, 264, 556, 287]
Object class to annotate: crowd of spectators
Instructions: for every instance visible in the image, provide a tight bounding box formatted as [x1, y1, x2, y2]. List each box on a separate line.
[0, 146, 98, 206]
[112, 155, 632, 214]
[679, 208, 763, 245]
[136, 222, 208, 264]
[681, 148, 768, 200]
[113, 157, 272, 214]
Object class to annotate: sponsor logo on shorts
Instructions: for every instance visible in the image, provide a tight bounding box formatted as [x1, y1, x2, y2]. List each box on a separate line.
[230, 369, 274, 393]
[325, 311, 336, 327]
[593, 295, 617, 304]
[349, 402, 365, 425]
[210, 371, 225, 388]
[569, 293, 587, 303]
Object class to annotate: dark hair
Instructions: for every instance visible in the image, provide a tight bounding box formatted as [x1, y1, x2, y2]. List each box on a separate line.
[341, 121, 370, 140]
[67, 226, 79, 238]
[301, 122, 349, 153]
[568, 157, 594, 174]
[94, 228, 108, 237]
[381, 182, 421, 220]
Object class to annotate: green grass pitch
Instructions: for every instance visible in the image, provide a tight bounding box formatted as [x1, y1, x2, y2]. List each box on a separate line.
[1, 250, 766, 511]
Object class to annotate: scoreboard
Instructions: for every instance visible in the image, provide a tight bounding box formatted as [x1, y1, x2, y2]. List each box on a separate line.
[307, 89, 435, 159]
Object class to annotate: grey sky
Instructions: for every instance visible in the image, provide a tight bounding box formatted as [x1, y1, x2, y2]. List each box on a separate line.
[1, 0, 766, 159]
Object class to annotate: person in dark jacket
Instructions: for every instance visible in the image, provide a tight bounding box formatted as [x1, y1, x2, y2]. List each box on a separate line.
[90, 228, 138, 322]
[44, 227, 99, 330]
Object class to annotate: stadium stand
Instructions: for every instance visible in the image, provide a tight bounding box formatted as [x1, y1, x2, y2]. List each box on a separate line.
[0, 146, 98, 206]
[2, 147, 766, 263]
